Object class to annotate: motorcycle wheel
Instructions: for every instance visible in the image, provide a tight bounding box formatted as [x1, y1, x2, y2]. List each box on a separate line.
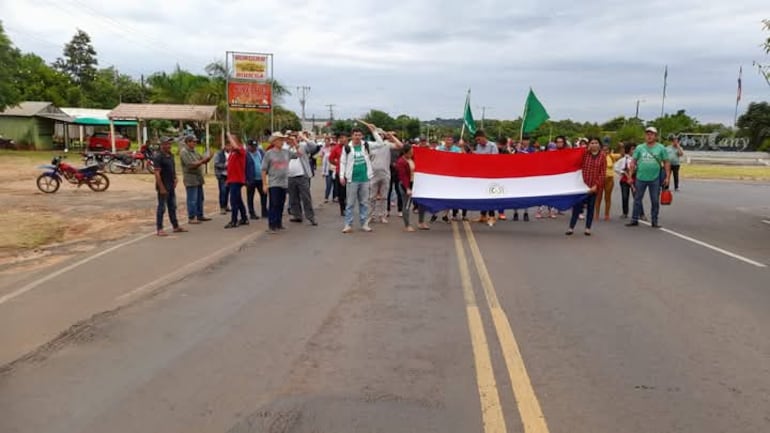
[36, 174, 60, 193]
[108, 159, 126, 174]
[87, 173, 110, 192]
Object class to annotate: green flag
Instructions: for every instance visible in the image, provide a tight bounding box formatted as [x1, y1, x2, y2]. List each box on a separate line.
[522, 89, 549, 134]
[463, 91, 477, 135]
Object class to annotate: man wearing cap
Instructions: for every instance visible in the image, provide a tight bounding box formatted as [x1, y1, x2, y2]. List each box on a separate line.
[627, 126, 670, 228]
[153, 138, 187, 236]
[179, 135, 212, 224]
[287, 131, 320, 226]
[246, 139, 267, 220]
[471, 130, 499, 226]
[261, 132, 294, 233]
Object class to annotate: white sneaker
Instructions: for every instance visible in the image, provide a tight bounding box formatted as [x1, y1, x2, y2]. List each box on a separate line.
[381, 217, 389, 224]
[342, 226, 353, 233]
[361, 224, 373, 232]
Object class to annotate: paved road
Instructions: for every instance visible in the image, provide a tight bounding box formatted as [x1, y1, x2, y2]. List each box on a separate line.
[1, 179, 769, 433]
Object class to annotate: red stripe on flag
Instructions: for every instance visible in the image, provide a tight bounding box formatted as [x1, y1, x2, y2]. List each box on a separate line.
[413, 147, 585, 178]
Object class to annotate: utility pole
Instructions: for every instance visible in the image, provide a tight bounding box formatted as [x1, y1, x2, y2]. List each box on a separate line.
[325, 104, 336, 121]
[635, 99, 645, 119]
[479, 106, 492, 130]
[296, 85, 311, 121]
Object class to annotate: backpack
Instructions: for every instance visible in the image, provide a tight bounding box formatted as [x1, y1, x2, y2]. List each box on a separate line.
[344, 141, 370, 155]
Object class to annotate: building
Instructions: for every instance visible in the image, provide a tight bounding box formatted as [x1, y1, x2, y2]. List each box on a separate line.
[0, 101, 73, 150]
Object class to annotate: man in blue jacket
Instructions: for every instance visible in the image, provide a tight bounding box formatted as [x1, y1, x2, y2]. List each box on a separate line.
[246, 139, 267, 219]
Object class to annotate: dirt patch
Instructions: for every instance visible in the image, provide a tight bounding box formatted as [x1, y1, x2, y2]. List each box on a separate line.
[0, 152, 220, 275]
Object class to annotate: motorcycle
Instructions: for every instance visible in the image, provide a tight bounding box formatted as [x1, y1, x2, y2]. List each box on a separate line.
[81, 150, 115, 171]
[108, 144, 155, 174]
[36, 153, 110, 193]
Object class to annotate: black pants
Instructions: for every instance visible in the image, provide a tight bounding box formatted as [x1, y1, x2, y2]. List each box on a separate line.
[388, 166, 403, 214]
[268, 186, 287, 230]
[620, 180, 632, 217]
[229, 183, 247, 224]
[288, 176, 315, 221]
[156, 189, 179, 231]
[452, 209, 467, 218]
[335, 173, 347, 216]
[246, 180, 267, 218]
[671, 165, 680, 190]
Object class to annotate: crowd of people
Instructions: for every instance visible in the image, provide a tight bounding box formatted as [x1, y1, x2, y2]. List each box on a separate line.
[150, 123, 684, 237]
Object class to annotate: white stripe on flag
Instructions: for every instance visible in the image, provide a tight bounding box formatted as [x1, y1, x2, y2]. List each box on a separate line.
[413, 171, 588, 200]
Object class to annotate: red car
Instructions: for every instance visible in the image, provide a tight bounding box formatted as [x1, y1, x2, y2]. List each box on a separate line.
[88, 132, 131, 151]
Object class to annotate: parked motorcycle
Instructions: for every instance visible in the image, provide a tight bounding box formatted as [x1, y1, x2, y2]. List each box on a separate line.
[81, 150, 115, 171]
[36, 153, 110, 193]
[108, 144, 155, 174]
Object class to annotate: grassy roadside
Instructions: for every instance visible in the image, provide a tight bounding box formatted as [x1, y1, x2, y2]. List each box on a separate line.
[683, 164, 770, 181]
[0, 211, 65, 251]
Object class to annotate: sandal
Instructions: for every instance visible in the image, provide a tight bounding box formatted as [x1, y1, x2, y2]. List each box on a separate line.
[173, 227, 188, 233]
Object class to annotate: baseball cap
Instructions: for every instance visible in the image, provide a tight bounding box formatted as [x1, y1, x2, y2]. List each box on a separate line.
[160, 136, 174, 143]
[184, 134, 197, 142]
[246, 139, 258, 146]
[645, 126, 658, 134]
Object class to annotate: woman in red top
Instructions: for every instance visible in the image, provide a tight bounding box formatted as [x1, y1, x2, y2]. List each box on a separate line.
[225, 134, 248, 228]
[395, 144, 428, 231]
[566, 137, 606, 236]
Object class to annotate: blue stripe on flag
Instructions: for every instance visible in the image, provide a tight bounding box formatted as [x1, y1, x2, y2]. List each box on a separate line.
[413, 193, 588, 213]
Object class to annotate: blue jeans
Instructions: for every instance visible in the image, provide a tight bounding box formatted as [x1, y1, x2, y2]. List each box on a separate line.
[570, 193, 597, 229]
[268, 186, 287, 230]
[217, 176, 229, 210]
[632, 179, 660, 224]
[156, 189, 179, 231]
[185, 185, 204, 219]
[229, 182, 247, 224]
[344, 181, 370, 227]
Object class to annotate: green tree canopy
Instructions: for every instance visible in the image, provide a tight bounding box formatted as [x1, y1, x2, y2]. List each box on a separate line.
[0, 21, 22, 111]
[737, 102, 770, 150]
[53, 29, 98, 87]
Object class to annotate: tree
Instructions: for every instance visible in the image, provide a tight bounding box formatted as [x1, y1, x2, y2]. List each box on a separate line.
[15, 53, 79, 107]
[763, 19, 769, 54]
[648, 109, 699, 136]
[0, 21, 22, 111]
[736, 102, 770, 150]
[362, 109, 396, 131]
[54, 29, 98, 87]
[147, 65, 210, 104]
[86, 67, 143, 108]
[394, 114, 421, 139]
[601, 116, 629, 131]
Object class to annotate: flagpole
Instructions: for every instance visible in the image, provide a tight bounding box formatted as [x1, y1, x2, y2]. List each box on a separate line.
[461, 89, 470, 140]
[734, 66, 742, 127]
[660, 65, 668, 118]
[519, 88, 530, 142]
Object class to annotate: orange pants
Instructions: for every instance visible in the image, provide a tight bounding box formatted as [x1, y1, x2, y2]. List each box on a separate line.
[595, 176, 614, 217]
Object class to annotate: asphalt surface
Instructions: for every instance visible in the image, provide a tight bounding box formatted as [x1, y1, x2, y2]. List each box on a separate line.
[1, 178, 769, 433]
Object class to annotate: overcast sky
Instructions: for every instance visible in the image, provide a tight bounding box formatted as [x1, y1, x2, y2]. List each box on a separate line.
[2, 0, 768, 124]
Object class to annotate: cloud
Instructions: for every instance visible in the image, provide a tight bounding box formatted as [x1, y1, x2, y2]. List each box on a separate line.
[2, 0, 768, 124]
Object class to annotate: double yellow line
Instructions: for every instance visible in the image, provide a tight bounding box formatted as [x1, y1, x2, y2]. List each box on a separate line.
[452, 221, 550, 433]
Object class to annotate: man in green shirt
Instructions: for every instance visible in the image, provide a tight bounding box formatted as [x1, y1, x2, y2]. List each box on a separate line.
[339, 127, 374, 233]
[626, 127, 671, 228]
[179, 135, 212, 224]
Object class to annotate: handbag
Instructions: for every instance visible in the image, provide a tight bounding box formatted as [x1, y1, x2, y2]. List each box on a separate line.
[660, 188, 673, 205]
